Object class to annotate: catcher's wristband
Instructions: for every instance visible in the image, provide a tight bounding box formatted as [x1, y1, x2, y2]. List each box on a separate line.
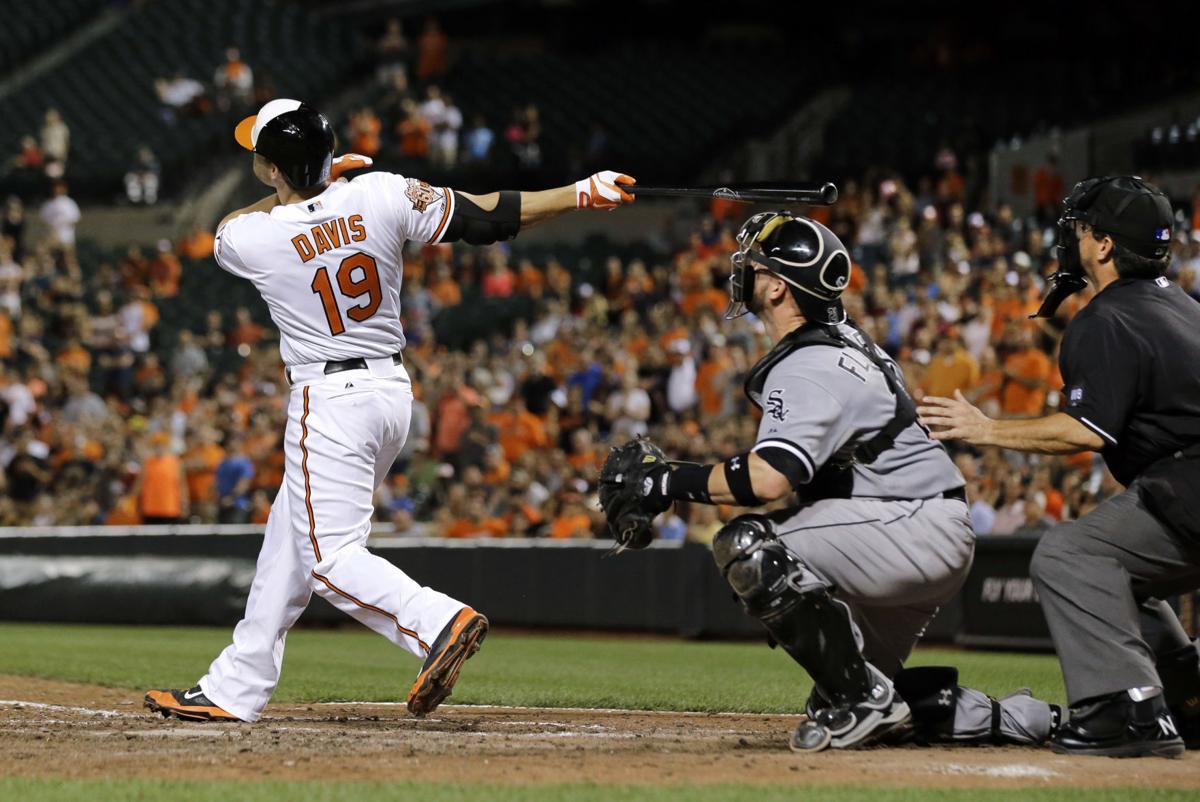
[724, 453, 761, 507]
[666, 463, 713, 504]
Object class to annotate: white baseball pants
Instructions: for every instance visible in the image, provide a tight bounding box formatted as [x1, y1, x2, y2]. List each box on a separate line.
[198, 361, 463, 722]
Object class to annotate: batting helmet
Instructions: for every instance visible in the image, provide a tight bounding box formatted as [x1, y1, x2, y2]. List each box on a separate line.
[234, 99, 335, 189]
[726, 211, 851, 323]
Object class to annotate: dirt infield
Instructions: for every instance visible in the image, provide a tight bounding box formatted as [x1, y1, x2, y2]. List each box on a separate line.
[1, 675, 1197, 790]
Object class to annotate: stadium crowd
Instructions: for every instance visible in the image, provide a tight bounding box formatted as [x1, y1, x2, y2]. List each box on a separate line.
[3, 151, 1200, 538]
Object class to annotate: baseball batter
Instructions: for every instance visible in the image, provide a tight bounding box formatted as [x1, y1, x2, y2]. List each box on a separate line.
[599, 211, 1060, 751]
[145, 99, 634, 722]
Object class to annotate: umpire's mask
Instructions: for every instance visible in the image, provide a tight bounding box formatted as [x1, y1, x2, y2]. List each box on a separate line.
[1036, 175, 1173, 318]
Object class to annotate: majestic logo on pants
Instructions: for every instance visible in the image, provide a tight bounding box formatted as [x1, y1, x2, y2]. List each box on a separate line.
[766, 388, 788, 422]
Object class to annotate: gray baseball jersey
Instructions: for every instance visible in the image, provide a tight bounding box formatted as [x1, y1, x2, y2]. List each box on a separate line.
[751, 323, 963, 499]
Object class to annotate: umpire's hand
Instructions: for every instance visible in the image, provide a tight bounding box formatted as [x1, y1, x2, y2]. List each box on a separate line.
[918, 390, 994, 446]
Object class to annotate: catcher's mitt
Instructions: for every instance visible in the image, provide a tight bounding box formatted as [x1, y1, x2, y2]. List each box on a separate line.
[598, 436, 672, 550]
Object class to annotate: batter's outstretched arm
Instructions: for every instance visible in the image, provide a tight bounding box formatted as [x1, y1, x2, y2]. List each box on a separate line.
[455, 170, 635, 234]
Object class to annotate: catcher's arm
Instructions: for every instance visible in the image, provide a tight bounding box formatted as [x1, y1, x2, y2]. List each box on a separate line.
[703, 453, 792, 505]
[598, 437, 797, 550]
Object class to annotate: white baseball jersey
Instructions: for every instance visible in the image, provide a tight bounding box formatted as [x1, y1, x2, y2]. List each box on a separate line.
[213, 172, 457, 366]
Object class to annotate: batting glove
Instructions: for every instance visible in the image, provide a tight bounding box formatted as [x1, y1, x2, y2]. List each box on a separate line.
[575, 170, 635, 210]
[330, 153, 374, 181]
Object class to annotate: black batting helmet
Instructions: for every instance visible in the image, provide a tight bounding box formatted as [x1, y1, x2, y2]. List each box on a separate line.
[234, 99, 335, 188]
[726, 211, 851, 323]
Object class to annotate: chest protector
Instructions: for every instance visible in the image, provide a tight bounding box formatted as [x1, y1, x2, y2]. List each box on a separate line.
[744, 321, 918, 468]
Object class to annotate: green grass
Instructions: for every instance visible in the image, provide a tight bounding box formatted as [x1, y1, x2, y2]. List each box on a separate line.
[1, 779, 1193, 802]
[0, 622, 1065, 711]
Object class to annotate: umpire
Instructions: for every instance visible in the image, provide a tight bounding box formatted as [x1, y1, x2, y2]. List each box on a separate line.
[920, 175, 1200, 758]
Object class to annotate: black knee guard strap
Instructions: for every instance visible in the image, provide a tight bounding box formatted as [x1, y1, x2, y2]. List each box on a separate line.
[713, 515, 872, 706]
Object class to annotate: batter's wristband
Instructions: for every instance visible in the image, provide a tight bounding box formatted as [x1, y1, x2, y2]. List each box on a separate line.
[666, 463, 714, 504]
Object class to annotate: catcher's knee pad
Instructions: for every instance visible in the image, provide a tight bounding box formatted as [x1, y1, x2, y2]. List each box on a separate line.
[712, 514, 871, 705]
[893, 665, 959, 741]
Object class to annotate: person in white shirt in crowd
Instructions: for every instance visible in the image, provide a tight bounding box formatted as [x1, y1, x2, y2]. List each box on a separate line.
[40, 109, 69, 177]
[39, 181, 80, 254]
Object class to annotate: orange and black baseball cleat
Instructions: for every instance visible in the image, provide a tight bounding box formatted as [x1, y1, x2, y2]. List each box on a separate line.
[144, 686, 241, 722]
[406, 607, 488, 718]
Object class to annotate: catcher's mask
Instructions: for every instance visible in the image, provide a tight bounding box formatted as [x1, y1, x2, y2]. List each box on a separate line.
[1036, 175, 1173, 318]
[726, 211, 850, 324]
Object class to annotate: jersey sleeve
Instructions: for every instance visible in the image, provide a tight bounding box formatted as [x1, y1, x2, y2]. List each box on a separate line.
[752, 359, 858, 484]
[213, 217, 253, 279]
[1059, 313, 1139, 446]
[359, 172, 457, 245]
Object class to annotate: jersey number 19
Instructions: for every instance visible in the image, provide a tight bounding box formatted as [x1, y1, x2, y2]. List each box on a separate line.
[310, 252, 381, 336]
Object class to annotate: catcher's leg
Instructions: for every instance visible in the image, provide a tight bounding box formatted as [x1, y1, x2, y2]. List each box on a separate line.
[712, 514, 909, 751]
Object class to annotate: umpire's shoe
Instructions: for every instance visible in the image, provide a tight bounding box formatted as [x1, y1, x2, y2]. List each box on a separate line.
[791, 667, 911, 752]
[144, 686, 240, 722]
[1051, 691, 1184, 758]
[407, 606, 488, 718]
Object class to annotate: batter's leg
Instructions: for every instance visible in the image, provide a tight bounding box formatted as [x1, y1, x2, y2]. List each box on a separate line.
[196, 483, 313, 722]
[292, 380, 464, 659]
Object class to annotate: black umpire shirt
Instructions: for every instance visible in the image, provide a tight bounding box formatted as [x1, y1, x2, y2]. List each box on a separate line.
[1059, 276, 1200, 486]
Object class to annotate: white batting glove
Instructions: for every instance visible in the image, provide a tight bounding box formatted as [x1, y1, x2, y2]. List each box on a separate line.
[575, 170, 635, 210]
[330, 153, 374, 181]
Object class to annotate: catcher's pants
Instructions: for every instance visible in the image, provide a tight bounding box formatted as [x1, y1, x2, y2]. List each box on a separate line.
[775, 496, 1057, 743]
[198, 364, 463, 722]
[1030, 483, 1200, 705]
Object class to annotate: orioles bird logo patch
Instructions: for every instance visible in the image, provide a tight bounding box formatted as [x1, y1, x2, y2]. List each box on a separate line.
[405, 177, 438, 212]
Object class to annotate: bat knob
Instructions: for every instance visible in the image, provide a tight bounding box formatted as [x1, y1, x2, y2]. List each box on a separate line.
[819, 182, 839, 205]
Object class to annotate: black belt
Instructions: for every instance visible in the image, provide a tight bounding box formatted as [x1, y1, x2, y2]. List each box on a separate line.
[941, 486, 967, 503]
[323, 352, 403, 375]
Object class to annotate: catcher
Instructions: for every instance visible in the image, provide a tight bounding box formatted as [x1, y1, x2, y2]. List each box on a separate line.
[600, 211, 1060, 751]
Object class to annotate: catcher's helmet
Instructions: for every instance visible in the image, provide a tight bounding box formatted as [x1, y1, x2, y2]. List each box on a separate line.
[726, 211, 851, 323]
[234, 99, 335, 189]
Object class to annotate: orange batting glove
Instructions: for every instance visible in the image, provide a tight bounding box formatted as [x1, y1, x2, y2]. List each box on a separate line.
[330, 153, 374, 181]
[575, 170, 635, 210]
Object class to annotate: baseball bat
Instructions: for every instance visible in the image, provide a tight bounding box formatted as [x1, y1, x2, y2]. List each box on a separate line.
[622, 181, 838, 206]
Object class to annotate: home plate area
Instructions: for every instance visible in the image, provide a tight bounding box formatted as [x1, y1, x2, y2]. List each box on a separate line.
[1, 675, 1197, 789]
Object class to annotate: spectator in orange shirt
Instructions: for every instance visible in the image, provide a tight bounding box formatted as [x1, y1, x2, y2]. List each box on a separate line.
[491, 396, 549, 462]
[349, 107, 382, 158]
[965, 345, 1005, 419]
[680, 270, 728, 317]
[227, 307, 264, 348]
[179, 227, 216, 262]
[55, 337, 91, 376]
[397, 99, 431, 159]
[515, 258, 545, 297]
[481, 252, 516, 298]
[148, 239, 182, 298]
[428, 263, 461, 307]
[136, 432, 188, 524]
[1000, 327, 1052, 417]
[416, 17, 448, 82]
[213, 46, 254, 110]
[924, 332, 980, 399]
[184, 427, 225, 521]
[549, 497, 593, 539]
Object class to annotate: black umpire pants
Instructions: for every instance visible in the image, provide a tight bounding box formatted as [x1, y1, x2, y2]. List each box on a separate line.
[1030, 481, 1200, 705]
